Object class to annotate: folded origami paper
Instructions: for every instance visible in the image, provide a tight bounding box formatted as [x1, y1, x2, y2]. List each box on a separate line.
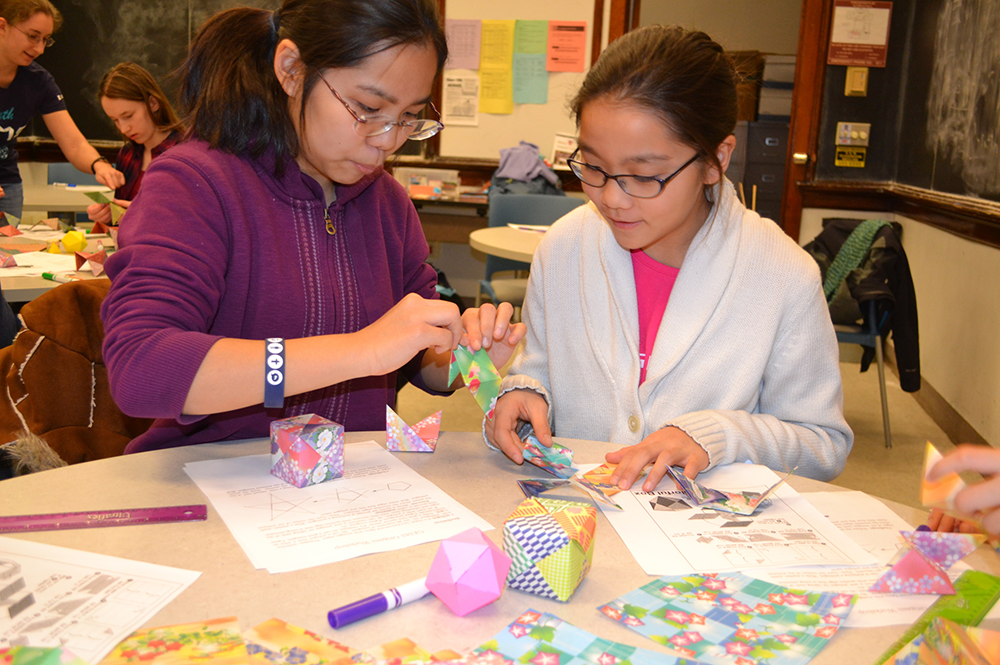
[75, 249, 107, 276]
[448, 345, 501, 419]
[1, 212, 19, 228]
[91, 219, 112, 235]
[98, 616, 248, 665]
[504, 497, 596, 602]
[579, 462, 647, 497]
[600, 572, 856, 665]
[0, 250, 16, 268]
[1, 646, 89, 665]
[869, 530, 985, 595]
[521, 435, 579, 479]
[921, 441, 966, 513]
[385, 406, 441, 452]
[663, 465, 793, 516]
[60, 230, 87, 254]
[426, 527, 511, 617]
[516, 477, 621, 510]
[244, 618, 357, 665]
[472, 610, 701, 665]
[84, 191, 126, 224]
[0, 225, 21, 237]
[920, 616, 1000, 664]
[270, 414, 345, 488]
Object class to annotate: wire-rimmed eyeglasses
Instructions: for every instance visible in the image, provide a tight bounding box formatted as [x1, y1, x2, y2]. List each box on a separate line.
[13, 25, 54, 48]
[318, 72, 444, 141]
[566, 148, 701, 198]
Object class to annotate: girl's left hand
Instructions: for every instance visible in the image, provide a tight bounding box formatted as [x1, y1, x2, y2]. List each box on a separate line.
[606, 426, 709, 491]
[460, 302, 526, 373]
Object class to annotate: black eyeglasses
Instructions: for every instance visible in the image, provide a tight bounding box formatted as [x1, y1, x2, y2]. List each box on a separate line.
[566, 148, 701, 198]
[13, 25, 54, 48]
[317, 72, 444, 141]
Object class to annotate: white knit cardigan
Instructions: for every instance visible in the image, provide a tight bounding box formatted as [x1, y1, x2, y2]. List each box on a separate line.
[494, 180, 853, 481]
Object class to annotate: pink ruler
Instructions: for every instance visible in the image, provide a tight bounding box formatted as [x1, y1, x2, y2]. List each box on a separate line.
[0, 505, 207, 533]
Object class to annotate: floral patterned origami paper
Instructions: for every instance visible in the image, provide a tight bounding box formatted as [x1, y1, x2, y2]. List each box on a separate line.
[243, 618, 357, 665]
[869, 530, 985, 595]
[663, 465, 793, 516]
[98, 616, 248, 665]
[503, 497, 596, 602]
[386, 405, 441, 452]
[448, 345, 502, 419]
[472, 610, 707, 665]
[599, 572, 856, 665]
[270, 414, 345, 488]
[521, 435, 579, 479]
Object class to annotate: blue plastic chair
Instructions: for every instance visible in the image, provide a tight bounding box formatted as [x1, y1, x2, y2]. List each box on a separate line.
[834, 299, 893, 449]
[476, 193, 585, 309]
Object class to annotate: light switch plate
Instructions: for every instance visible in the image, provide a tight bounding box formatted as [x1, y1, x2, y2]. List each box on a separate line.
[836, 122, 871, 147]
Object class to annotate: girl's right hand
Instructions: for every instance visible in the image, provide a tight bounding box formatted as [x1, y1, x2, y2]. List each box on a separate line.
[361, 293, 464, 376]
[486, 389, 551, 464]
[87, 203, 111, 224]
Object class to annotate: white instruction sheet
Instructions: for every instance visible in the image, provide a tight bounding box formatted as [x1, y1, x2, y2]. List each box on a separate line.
[184, 441, 493, 574]
[601, 463, 877, 576]
[0, 536, 199, 663]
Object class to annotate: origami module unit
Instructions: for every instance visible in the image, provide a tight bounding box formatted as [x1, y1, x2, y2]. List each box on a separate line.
[425, 528, 512, 617]
[75, 249, 107, 276]
[0, 250, 16, 268]
[663, 465, 793, 516]
[270, 414, 345, 488]
[84, 191, 126, 225]
[869, 530, 985, 595]
[385, 406, 441, 452]
[521, 435, 578, 479]
[91, 219, 112, 235]
[59, 230, 88, 254]
[503, 497, 596, 602]
[447, 345, 501, 419]
[0, 224, 21, 237]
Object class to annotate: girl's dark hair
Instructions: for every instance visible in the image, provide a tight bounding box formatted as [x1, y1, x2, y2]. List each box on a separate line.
[100, 62, 184, 135]
[571, 25, 737, 177]
[181, 0, 447, 170]
[0, 0, 62, 31]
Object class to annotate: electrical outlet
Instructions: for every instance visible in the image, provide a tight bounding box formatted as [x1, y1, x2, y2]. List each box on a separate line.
[835, 122, 871, 147]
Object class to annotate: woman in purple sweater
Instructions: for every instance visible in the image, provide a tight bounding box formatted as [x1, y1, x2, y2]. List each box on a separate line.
[101, 0, 522, 452]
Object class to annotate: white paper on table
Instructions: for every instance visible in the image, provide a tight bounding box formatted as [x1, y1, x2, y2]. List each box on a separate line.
[0, 252, 78, 276]
[184, 441, 494, 574]
[0, 536, 199, 663]
[752, 490, 989, 628]
[600, 463, 877, 576]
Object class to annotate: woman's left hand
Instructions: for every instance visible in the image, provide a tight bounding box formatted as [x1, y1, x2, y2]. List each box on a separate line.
[94, 162, 126, 190]
[606, 426, 710, 491]
[460, 302, 526, 373]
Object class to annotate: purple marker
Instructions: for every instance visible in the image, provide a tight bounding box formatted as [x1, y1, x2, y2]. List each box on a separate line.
[327, 577, 430, 628]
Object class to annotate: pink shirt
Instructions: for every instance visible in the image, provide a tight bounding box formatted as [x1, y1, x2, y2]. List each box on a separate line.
[632, 250, 679, 384]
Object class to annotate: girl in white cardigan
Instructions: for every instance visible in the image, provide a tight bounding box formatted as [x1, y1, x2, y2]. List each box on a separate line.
[480, 25, 852, 487]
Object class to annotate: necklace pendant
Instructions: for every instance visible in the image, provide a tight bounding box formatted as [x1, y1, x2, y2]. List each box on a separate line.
[325, 208, 335, 235]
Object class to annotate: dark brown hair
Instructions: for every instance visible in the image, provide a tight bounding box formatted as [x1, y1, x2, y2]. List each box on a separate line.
[181, 0, 447, 171]
[0, 0, 62, 31]
[571, 25, 737, 177]
[100, 62, 184, 136]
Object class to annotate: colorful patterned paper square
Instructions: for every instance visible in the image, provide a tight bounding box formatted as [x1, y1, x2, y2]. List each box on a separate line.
[869, 530, 984, 595]
[599, 572, 856, 664]
[98, 616, 248, 665]
[270, 414, 345, 488]
[448, 346, 502, 419]
[386, 406, 441, 452]
[473, 610, 707, 665]
[243, 618, 357, 665]
[1, 646, 89, 665]
[503, 498, 596, 602]
[521, 436, 578, 479]
[663, 466, 793, 516]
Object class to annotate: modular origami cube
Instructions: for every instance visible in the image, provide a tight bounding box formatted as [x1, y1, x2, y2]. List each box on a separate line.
[270, 414, 344, 488]
[503, 497, 596, 602]
[426, 528, 512, 617]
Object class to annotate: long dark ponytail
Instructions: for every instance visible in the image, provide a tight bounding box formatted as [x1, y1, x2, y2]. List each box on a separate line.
[181, 0, 447, 170]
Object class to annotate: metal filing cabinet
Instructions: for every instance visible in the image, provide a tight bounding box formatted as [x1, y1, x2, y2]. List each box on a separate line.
[742, 120, 789, 225]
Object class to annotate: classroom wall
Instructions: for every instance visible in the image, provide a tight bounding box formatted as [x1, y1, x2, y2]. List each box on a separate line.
[640, 0, 802, 54]
[800, 208, 1000, 447]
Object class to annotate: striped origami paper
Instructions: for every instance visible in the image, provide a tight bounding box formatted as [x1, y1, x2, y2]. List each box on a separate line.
[503, 497, 596, 602]
[386, 405, 441, 452]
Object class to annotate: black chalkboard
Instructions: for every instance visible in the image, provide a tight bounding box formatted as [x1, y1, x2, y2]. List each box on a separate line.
[29, 0, 279, 142]
[815, 0, 1000, 204]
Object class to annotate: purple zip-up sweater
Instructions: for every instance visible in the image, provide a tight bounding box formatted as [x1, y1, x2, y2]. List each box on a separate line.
[101, 140, 439, 453]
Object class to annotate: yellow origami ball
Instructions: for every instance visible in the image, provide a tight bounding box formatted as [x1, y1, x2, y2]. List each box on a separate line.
[61, 230, 87, 253]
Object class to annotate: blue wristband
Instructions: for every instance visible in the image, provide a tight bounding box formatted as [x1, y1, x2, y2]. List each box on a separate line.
[264, 338, 285, 409]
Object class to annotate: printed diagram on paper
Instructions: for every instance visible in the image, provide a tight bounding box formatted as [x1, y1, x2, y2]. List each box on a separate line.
[601, 464, 875, 576]
[0, 537, 198, 664]
[244, 481, 413, 521]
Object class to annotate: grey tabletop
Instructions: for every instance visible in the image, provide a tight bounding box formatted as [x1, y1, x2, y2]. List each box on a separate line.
[1, 432, 997, 660]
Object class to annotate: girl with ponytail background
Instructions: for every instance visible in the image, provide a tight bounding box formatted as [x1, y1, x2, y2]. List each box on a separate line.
[101, 0, 523, 453]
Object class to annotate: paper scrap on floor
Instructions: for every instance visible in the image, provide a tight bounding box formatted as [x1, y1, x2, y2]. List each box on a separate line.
[0, 536, 200, 664]
[598, 462, 876, 576]
[184, 441, 493, 574]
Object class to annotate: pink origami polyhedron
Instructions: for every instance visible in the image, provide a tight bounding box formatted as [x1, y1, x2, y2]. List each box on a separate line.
[426, 528, 512, 616]
[270, 414, 345, 488]
[0, 250, 16, 268]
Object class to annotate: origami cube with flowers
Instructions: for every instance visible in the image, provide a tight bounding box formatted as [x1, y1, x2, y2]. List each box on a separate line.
[503, 497, 596, 602]
[270, 414, 344, 488]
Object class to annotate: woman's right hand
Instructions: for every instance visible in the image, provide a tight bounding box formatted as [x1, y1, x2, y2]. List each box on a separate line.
[87, 202, 111, 224]
[486, 389, 551, 464]
[361, 293, 464, 376]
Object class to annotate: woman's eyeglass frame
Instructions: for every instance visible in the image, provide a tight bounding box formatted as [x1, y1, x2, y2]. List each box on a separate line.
[317, 72, 444, 141]
[13, 25, 54, 48]
[566, 148, 701, 199]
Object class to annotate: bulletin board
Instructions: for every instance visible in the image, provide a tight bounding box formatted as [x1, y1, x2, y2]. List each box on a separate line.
[439, 0, 595, 161]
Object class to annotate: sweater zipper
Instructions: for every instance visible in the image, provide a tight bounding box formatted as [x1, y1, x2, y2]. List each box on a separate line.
[325, 205, 335, 235]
